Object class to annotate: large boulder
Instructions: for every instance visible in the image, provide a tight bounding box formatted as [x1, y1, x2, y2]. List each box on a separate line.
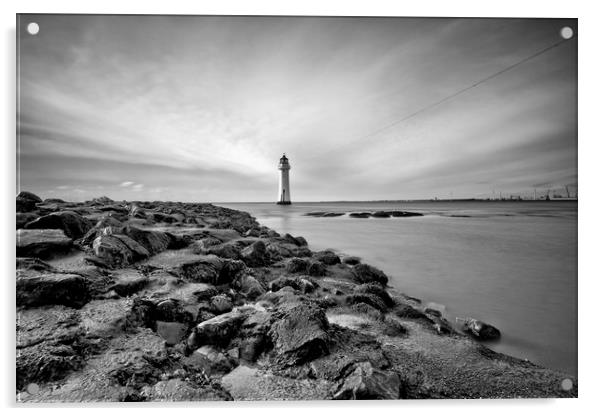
[241, 240, 270, 267]
[236, 275, 266, 300]
[91, 234, 150, 268]
[17, 191, 42, 203]
[121, 226, 173, 255]
[462, 318, 501, 340]
[24, 211, 93, 239]
[307, 261, 327, 277]
[285, 257, 309, 273]
[187, 309, 247, 349]
[314, 250, 341, 265]
[350, 264, 388, 285]
[333, 361, 401, 400]
[17, 229, 73, 259]
[16, 271, 89, 308]
[269, 302, 330, 366]
[353, 283, 395, 307]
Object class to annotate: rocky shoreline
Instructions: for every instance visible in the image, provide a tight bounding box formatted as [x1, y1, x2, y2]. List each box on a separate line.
[16, 191, 577, 401]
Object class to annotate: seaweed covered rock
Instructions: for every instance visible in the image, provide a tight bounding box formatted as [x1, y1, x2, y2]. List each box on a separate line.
[285, 257, 310, 273]
[350, 264, 388, 285]
[314, 250, 341, 265]
[353, 283, 394, 307]
[307, 261, 327, 277]
[24, 211, 93, 239]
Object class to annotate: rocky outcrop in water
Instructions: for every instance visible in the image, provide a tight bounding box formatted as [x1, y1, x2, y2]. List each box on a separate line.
[15, 193, 577, 402]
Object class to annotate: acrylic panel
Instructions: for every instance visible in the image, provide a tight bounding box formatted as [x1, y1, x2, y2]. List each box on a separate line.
[16, 14, 577, 402]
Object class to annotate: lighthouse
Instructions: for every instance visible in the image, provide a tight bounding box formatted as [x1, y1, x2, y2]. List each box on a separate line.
[277, 154, 292, 205]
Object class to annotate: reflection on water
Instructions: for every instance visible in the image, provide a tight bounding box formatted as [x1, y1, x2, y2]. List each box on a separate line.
[219, 201, 577, 376]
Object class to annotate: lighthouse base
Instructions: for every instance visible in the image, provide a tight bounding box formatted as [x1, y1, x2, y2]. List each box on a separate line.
[276, 201, 291, 205]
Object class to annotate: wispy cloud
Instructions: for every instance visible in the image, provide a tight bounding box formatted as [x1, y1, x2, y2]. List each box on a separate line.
[17, 16, 577, 201]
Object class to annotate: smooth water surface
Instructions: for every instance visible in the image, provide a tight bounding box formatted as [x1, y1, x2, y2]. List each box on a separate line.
[219, 201, 577, 376]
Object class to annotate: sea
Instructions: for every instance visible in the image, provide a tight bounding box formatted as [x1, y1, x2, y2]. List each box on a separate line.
[218, 200, 577, 376]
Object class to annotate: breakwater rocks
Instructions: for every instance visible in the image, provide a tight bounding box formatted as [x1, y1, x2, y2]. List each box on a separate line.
[16, 192, 576, 401]
[306, 210, 423, 218]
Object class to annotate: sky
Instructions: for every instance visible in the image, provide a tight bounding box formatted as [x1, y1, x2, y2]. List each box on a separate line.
[17, 15, 577, 202]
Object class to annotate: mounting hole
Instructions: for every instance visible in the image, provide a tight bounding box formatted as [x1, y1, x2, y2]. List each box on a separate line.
[561, 378, 573, 391]
[560, 26, 573, 40]
[27, 22, 39, 35]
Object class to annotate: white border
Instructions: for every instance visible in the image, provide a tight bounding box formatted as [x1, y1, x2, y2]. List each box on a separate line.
[2, 1, 600, 415]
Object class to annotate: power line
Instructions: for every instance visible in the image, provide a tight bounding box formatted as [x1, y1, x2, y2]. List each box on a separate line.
[352, 36, 574, 144]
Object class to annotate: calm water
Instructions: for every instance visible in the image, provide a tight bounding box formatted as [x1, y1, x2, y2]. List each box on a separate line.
[219, 201, 577, 376]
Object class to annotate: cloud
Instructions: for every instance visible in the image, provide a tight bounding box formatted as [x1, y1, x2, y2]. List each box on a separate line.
[17, 16, 577, 201]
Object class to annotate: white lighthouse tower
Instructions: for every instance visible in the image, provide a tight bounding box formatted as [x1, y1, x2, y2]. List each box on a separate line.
[277, 154, 291, 205]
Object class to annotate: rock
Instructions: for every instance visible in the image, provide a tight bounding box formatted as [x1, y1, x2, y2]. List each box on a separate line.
[16, 197, 37, 213]
[333, 361, 401, 400]
[269, 276, 317, 294]
[18, 191, 43, 203]
[24, 211, 93, 239]
[285, 257, 309, 273]
[269, 303, 330, 366]
[187, 310, 247, 349]
[350, 264, 388, 285]
[353, 283, 395, 307]
[393, 304, 432, 321]
[16, 213, 39, 229]
[345, 293, 388, 313]
[152, 212, 179, 224]
[349, 212, 371, 218]
[267, 242, 311, 259]
[240, 240, 270, 267]
[142, 379, 228, 401]
[155, 298, 193, 324]
[204, 242, 242, 259]
[156, 321, 189, 345]
[16, 257, 56, 272]
[187, 346, 233, 374]
[239, 336, 267, 362]
[371, 211, 391, 218]
[110, 270, 149, 297]
[386, 211, 423, 217]
[90, 196, 114, 205]
[209, 294, 233, 314]
[16, 271, 89, 308]
[91, 234, 150, 267]
[314, 250, 340, 265]
[295, 236, 308, 246]
[170, 259, 220, 284]
[193, 236, 223, 252]
[462, 318, 501, 340]
[244, 228, 261, 237]
[16, 342, 84, 391]
[121, 226, 172, 255]
[342, 256, 361, 265]
[307, 261, 327, 277]
[424, 308, 443, 318]
[237, 275, 266, 299]
[16, 229, 73, 259]
[222, 365, 331, 401]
